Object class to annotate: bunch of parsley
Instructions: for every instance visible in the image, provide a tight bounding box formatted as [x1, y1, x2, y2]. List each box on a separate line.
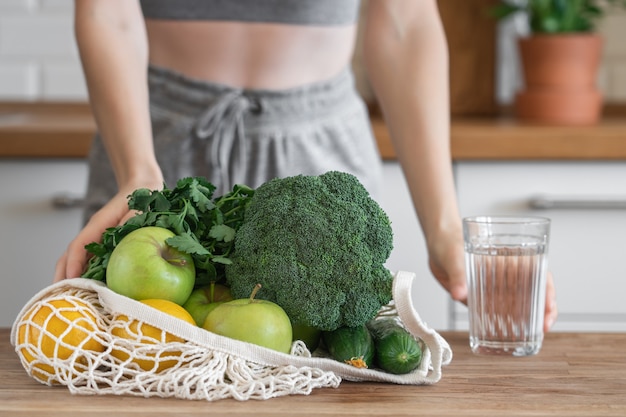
[81, 177, 254, 287]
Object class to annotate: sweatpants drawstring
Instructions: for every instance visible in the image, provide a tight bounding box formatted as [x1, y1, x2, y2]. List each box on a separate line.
[194, 90, 259, 190]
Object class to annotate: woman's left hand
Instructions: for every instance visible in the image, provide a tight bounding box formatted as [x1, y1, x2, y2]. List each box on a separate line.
[427, 238, 558, 332]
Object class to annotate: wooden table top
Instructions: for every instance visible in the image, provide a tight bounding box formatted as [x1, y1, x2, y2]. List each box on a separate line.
[1, 328, 625, 416]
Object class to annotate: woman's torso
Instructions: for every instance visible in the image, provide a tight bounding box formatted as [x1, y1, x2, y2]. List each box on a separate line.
[141, 0, 361, 89]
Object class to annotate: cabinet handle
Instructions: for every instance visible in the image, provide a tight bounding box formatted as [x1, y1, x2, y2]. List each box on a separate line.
[529, 195, 626, 210]
[51, 193, 85, 209]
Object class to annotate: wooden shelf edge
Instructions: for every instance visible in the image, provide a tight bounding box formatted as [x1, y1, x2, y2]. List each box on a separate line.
[0, 132, 92, 159]
[2, 101, 626, 161]
[372, 116, 626, 161]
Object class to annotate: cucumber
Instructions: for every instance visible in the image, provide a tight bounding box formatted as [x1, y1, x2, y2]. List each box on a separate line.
[321, 325, 375, 369]
[367, 318, 423, 375]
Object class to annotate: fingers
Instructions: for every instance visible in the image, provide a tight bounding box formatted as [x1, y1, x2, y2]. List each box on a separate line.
[120, 209, 139, 224]
[428, 250, 467, 304]
[448, 274, 468, 304]
[544, 271, 558, 332]
[53, 229, 100, 281]
[427, 230, 467, 303]
[53, 196, 133, 282]
[53, 250, 88, 282]
[53, 252, 69, 283]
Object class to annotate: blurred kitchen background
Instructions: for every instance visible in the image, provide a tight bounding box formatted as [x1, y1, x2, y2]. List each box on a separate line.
[1, 0, 625, 331]
[3, 1, 626, 104]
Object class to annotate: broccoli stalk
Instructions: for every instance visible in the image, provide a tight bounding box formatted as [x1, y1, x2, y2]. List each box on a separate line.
[225, 171, 394, 331]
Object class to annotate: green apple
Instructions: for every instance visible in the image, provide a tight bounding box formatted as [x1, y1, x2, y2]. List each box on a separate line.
[202, 284, 293, 353]
[291, 323, 322, 352]
[183, 282, 233, 326]
[106, 226, 195, 305]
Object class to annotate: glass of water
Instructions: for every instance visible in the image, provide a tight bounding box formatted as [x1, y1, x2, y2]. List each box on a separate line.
[463, 216, 550, 356]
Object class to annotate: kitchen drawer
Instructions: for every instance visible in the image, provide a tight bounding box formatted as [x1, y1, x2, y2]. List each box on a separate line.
[0, 160, 88, 327]
[453, 161, 626, 332]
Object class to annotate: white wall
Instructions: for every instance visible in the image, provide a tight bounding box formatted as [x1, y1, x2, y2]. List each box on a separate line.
[3, 1, 626, 103]
[0, 0, 87, 100]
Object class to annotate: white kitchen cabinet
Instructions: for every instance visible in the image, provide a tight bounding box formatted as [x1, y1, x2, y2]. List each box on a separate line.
[453, 161, 626, 332]
[379, 162, 451, 330]
[0, 159, 88, 327]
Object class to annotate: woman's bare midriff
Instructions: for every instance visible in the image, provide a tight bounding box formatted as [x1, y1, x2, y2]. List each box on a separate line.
[144, 20, 358, 90]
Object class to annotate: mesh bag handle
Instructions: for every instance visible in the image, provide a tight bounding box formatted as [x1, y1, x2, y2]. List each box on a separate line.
[11, 271, 452, 401]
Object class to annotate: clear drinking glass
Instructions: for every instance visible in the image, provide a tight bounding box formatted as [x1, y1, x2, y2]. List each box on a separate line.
[463, 216, 550, 356]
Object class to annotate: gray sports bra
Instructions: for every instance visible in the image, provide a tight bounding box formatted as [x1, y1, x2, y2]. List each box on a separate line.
[140, 0, 361, 26]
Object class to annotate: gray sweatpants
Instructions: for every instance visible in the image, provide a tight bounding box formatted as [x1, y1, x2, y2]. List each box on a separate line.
[83, 65, 383, 222]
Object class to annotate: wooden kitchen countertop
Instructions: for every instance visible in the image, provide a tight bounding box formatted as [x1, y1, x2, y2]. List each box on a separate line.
[2, 328, 625, 416]
[2, 102, 626, 160]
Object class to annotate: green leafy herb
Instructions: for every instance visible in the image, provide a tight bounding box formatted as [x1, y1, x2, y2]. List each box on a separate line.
[81, 177, 254, 287]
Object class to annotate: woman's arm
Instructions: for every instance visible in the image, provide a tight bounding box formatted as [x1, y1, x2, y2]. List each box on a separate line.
[363, 0, 466, 300]
[363, 0, 557, 330]
[54, 0, 163, 281]
[75, 0, 160, 187]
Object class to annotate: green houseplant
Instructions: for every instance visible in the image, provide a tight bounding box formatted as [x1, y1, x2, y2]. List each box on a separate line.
[491, 0, 626, 125]
[491, 0, 625, 33]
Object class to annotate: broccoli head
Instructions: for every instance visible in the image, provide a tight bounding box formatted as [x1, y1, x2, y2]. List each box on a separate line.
[225, 171, 394, 331]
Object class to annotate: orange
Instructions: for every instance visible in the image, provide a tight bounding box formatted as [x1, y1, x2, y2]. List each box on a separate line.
[16, 296, 105, 384]
[110, 298, 195, 372]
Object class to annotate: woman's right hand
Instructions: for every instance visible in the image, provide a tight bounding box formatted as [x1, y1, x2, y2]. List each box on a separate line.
[53, 180, 161, 282]
[53, 190, 131, 282]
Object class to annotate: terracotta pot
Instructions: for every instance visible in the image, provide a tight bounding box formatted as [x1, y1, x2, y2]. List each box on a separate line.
[515, 89, 602, 125]
[515, 34, 603, 125]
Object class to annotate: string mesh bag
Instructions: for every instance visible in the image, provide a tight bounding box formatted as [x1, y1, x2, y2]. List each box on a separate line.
[11, 271, 452, 401]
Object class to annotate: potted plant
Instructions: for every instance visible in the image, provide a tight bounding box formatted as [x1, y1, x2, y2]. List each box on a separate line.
[491, 0, 626, 125]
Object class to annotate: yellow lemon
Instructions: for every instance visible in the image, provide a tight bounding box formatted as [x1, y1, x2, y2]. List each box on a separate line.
[16, 296, 105, 384]
[110, 298, 195, 372]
